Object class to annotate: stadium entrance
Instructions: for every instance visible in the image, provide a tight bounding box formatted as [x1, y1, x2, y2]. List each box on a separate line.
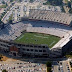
[9, 46, 19, 57]
[13, 52, 17, 56]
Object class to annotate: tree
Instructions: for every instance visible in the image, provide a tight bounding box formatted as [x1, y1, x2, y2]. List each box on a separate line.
[8, 14, 13, 23]
[68, 2, 71, 8]
[46, 61, 52, 67]
[2, 69, 7, 72]
[29, 0, 34, 3]
[0, 19, 1, 23]
[69, 8, 72, 14]
[9, 20, 12, 23]
[0, 54, 3, 61]
[2, 1, 5, 4]
[6, 3, 8, 6]
[47, 67, 51, 72]
[10, 0, 13, 2]
[46, 0, 63, 6]
[18, 0, 22, 2]
[46, 61, 52, 72]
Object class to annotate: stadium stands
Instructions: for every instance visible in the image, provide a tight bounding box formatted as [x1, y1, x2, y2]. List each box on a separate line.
[0, 20, 71, 57]
[0, 20, 70, 42]
[27, 27, 68, 38]
[29, 9, 72, 25]
[0, 23, 28, 41]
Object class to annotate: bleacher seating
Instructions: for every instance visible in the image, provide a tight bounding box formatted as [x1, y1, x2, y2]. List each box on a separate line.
[0, 23, 28, 41]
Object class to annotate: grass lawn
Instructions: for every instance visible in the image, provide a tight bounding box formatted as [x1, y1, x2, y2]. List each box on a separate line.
[15, 32, 60, 48]
[65, 0, 68, 3]
[0, 5, 7, 8]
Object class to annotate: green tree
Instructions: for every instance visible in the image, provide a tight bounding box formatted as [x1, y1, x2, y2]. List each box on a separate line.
[46, 0, 63, 6]
[6, 3, 8, 6]
[8, 14, 13, 23]
[2, 1, 5, 4]
[10, 0, 13, 2]
[46, 61, 52, 67]
[18, 0, 22, 2]
[2, 69, 7, 72]
[0, 54, 2, 61]
[47, 67, 51, 72]
[69, 8, 72, 14]
[29, 0, 34, 3]
[68, 2, 71, 8]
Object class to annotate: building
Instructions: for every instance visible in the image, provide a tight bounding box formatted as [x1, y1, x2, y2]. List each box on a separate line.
[0, 9, 72, 58]
[2, 2, 61, 23]
[0, 39, 50, 57]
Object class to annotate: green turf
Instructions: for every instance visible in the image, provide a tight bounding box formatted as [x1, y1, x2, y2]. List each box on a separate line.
[14, 32, 60, 48]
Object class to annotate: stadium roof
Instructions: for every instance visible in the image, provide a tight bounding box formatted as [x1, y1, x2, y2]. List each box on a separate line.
[29, 9, 72, 25]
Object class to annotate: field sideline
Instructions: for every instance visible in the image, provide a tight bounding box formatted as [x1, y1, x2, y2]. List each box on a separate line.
[15, 32, 60, 48]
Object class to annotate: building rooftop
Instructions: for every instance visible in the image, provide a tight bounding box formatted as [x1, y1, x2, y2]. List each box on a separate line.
[29, 9, 72, 25]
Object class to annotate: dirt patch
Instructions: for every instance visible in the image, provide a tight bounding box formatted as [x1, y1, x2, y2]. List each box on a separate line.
[1, 56, 9, 61]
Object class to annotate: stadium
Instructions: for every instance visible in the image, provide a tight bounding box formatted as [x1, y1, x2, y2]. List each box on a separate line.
[0, 9, 72, 58]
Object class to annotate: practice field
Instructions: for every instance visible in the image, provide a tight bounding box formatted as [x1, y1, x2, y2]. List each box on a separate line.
[15, 32, 60, 48]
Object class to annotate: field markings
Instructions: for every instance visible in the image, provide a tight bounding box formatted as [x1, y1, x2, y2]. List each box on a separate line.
[15, 33, 60, 48]
[49, 41, 56, 47]
[34, 35, 49, 38]
[17, 35, 24, 40]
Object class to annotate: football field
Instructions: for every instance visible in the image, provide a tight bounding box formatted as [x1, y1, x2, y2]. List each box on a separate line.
[15, 32, 60, 48]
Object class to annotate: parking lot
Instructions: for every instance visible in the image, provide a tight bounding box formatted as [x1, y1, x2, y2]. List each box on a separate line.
[0, 59, 46, 72]
[52, 61, 71, 72]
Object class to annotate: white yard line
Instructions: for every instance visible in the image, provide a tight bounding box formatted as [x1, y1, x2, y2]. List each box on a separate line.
[34, 35, 49, 38]
[49, 41, 55, 47]
[17, 35, 24, 40]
